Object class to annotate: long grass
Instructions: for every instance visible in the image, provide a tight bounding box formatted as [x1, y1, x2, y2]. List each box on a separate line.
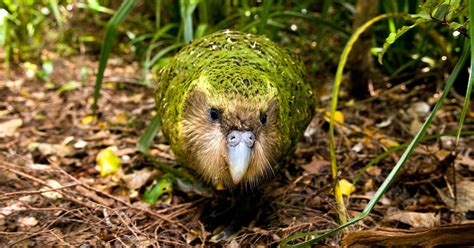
[92, 0, 138, 114]
[282, 37, 470, 247]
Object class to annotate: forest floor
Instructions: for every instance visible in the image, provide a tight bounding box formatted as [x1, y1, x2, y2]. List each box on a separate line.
[1, 53, 474, 246]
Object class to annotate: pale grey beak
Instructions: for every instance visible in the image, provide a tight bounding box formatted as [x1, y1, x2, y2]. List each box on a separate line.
[227, 130, 255, 184]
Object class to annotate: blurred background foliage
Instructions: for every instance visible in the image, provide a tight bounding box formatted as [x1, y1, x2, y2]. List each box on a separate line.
[0, 0, 468, 99]
[1, 0, 471, 244]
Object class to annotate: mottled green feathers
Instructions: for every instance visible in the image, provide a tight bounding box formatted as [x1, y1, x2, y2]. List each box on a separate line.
[155, 30, 314, 185]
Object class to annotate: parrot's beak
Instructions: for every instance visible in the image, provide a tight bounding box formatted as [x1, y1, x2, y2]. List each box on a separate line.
[226, 130, 256, 184]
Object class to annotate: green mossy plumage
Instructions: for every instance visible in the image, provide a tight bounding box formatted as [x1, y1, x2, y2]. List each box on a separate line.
[156, 30, 314, 183]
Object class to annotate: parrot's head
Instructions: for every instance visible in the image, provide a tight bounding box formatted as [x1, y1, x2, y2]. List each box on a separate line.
[180, 67, 281, 188]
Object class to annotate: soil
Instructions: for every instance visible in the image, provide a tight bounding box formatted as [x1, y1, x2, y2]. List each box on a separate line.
[1, 53, 473, 246]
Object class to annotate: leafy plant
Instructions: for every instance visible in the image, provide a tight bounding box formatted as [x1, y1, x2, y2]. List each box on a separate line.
[93, 1, 353, 113]
[92, 0, 138, 114]
[282, 0, 473, 245]
[282, 31, 471, 248]
[379, 0, 468, 63]
[0, 0, 56, 67]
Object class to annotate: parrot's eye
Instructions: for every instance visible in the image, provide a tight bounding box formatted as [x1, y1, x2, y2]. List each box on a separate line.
[260, 112, 267, 125]
[208, 108, 221, 122]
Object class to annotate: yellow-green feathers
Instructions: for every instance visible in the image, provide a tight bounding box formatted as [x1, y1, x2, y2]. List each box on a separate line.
[156, 30, 314, 186]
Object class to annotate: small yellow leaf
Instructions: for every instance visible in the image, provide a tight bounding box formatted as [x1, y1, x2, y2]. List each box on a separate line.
[380, 137, 400, 148]
[97, 121, 109, 129]
[34, 114, 45, 120]
[334, 111, 345, 124]
[215, 181, 225, 191]
[81, 115, 95, 125]
[338, 179, 355, 196]
[20, 91, 30, 98]
[323, 110, 344, 124]
[104, 82, 115, 89]
[112, 112, 128, 125]
[96, 148, 121, 177]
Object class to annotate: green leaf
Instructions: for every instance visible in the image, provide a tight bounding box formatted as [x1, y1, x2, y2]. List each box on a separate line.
[42, 60, 54, 75]
[419, 0, 442, 15]
[449, 21, 464, 30]
[137, 114, 161, 153]
[80, 67, 89, 83]
[56, 81, 81, 94]
[378, 18, 428, 64]
[456, 0, 474, 144]
[0, 9, 9, 46]
[143, 175, 174, 204]
[433, 3, 450, 19]
[92, 0, 138, 114]
[446, 0, 466, 21]
[37, 60, 54, 81]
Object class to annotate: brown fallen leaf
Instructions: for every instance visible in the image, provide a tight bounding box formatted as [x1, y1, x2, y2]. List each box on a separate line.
[436, 180, 474, 212]
[301, 158, 330, 174]
[41, 179, 64, 199]
[0, 203, 26, 216]
[385, 211, 440, 228]
[18, 216, 38, 227]
[366, 166, 381, 177]
[457, 151, 474, 171]
[34, 143, 76, 157]
[123, 168, 153, 190]
[0, 118, 22, 137]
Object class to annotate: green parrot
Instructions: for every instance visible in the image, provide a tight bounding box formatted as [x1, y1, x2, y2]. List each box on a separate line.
[155, 30, 314, 189]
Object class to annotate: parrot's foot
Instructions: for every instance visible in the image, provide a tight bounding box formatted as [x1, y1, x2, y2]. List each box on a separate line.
[206, 190, 263, 242]
[210, 218, 246, 241]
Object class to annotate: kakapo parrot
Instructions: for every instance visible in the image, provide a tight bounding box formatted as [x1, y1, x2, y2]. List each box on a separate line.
[155, 30, 314, 189]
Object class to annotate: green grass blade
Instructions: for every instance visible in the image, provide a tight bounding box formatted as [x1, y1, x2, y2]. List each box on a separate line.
[209, 12, 241, 33]
[155, 0, 162, 30]
[141, 42, 181, 85]
[137, 114, 161, 153]
[180, 0, 199, 43]
[198, 0, 208, 26]
[328, 13, 398, 226]
[352, 130, 474, 185]
[82, 0, 115, 14]
[456, 0, 474, 144]
[148, 43, 184, 67]
[0, 9, 9, 69]
[49, 0, 63, 35]
[282, 37, 470, 248]
[92, 0, 137, 114]
[257, 0, 272, 34]
[131, 23, 177, 49]
[322, 0, 332, 19]
[270, 10, 351, 37]
[151, 23, 180, 43]
[317, 0, 333, 45]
